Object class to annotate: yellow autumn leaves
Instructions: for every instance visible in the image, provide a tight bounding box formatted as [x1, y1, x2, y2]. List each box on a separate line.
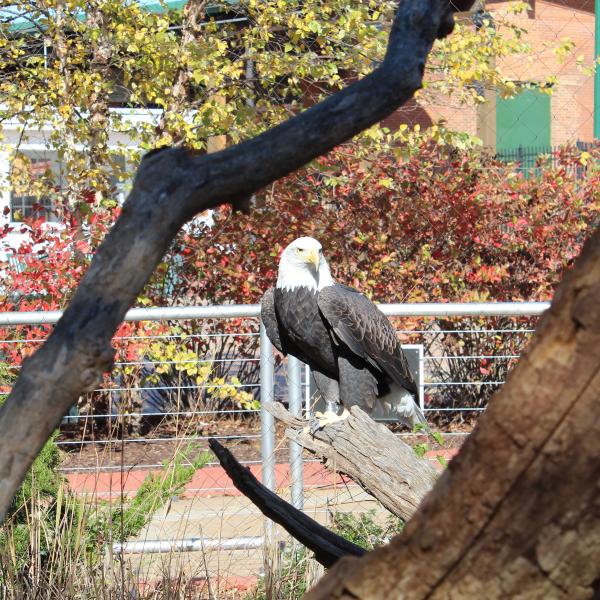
[147, 340, 259, 411]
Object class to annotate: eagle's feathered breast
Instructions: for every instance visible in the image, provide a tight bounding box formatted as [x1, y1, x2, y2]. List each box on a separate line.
[273, 286, 337, 375]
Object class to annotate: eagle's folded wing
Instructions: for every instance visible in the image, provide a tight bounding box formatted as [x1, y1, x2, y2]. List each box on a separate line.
[317, 284, 417, 396]
[260, 287, 285, 354]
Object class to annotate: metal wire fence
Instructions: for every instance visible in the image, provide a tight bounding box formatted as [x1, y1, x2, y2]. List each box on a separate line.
[495, 141, 595, 177]
[0, 302, 549, 593]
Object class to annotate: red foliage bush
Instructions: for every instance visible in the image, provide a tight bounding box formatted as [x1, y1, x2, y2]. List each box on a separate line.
[161, 141, 599, 419]
[1, 142, 598, 419]
[166, 142, 599, 307]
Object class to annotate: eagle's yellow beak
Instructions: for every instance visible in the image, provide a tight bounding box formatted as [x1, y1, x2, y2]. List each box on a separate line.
[306, 248, 320, 270]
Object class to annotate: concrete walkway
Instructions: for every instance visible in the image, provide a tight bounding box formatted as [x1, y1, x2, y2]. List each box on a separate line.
[66, 450, 458, 592]
[123, 483, 381, 590]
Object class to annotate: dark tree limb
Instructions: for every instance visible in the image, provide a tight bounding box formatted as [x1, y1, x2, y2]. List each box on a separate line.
[0, 0, 475, 520]
[266, 403, 438, 521]
[208, 439, 366, 568]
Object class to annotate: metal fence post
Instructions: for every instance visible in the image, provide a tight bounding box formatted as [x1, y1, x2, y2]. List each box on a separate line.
[259, 322, 278, 595]
[304, 364, 311, 416]
[259, 322, 276, 491]
[418, 345, 425, 413]
[287, 356, 304, 511]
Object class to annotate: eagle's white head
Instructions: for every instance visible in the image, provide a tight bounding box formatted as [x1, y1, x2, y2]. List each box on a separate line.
[276, 237, 335, 292]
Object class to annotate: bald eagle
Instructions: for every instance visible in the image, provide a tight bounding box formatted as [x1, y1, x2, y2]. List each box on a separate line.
[261, 237, 426, 429]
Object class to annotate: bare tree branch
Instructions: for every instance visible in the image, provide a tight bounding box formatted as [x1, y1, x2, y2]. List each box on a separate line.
[208, 439, 366, 568]
[209, 400, 439, 567]
[0, 0, 474, 521]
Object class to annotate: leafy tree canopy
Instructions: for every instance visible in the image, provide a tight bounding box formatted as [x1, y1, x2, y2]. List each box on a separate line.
[1, 0, 536, 211]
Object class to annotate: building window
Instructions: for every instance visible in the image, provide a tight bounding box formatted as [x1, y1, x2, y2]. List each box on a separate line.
[8, 150, 128, 222]
[9, 151, 62, 222]
[10, 191, 56, 222]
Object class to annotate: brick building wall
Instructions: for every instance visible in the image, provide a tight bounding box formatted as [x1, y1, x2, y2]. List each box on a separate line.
[492, 0, 595, 144]
[386, 0, 595, 147]
[383, 95, 478, 137]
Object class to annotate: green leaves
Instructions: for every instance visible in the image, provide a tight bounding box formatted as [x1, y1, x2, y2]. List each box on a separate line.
[2, 1, 596, 318]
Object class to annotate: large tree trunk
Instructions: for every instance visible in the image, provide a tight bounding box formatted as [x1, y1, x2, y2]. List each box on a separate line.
[52, 0, 83, 211]
[305, 229, 600, 599]
[86, 1, 114, 201]
[157, 0, 207, 143]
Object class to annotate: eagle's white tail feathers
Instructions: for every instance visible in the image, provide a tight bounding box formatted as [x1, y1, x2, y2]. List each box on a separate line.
[385, 383, 428, 429]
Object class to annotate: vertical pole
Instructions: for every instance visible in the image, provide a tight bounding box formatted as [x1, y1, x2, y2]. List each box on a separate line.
[418, 345, 425, 413]
[259, 323, 277, 597]
[595, 0, 600, 139]
[304, 364, 311, 417]
[260, 322, 276, 491]
[287, 356, 304, 511]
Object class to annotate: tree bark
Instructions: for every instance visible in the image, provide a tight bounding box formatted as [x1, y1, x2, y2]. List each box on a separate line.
[267, 402, 438, 522]
[0, 0, 471, 521]
[305, 229, 600, 599]
[86, 1, 114, 200]
[52, 0, 83, 211]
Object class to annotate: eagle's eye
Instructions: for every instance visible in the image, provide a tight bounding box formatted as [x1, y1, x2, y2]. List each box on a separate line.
[296, 248, 304, 253]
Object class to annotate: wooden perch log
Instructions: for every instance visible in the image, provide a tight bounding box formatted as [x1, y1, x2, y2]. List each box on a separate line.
[0, 0, 474, 521]
[267, 403, 438, 522]
[208, 439, 366, 568]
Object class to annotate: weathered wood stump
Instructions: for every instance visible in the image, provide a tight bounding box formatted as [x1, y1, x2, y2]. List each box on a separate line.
[267, 402, 438, 521]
